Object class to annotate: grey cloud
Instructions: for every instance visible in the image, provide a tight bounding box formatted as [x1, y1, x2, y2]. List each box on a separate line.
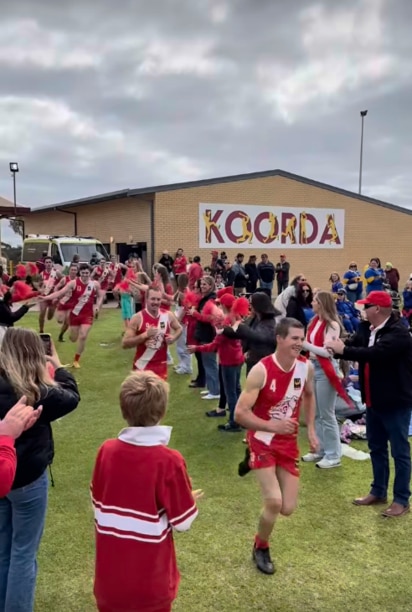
[0, 0, 411, 208]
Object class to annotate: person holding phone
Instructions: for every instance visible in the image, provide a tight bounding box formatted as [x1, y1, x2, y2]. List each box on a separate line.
[0, 286, 36, 346]
[0, 328, 80, 612]
[0, 397, 43, 498]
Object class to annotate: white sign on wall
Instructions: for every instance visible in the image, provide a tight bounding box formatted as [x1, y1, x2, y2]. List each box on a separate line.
[199, 203, 345, 249]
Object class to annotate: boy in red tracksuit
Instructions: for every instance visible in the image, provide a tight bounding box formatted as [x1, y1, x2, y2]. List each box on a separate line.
[91, 371, 202, 612]
[189, 293, 245, 432]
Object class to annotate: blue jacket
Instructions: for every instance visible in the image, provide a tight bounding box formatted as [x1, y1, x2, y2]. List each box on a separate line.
[343, 269, 363, 293]
[403, 289, 412, 310]
[336, 300, 359, 319]
[364, 267, 384, 294]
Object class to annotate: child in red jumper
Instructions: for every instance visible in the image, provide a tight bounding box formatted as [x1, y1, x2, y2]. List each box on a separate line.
[91, 371, 202, 612]
[189, 294, 246, 432]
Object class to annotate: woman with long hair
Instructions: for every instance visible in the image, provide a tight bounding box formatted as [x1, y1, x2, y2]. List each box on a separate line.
[302, 291, 348, 469]
[224, 292, 281, 375]
[286, 282, 314, 331]
[0, 328, 80, 612]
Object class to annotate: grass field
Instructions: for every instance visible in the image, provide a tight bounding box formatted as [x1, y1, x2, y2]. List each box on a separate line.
[19, 310, 412, 611]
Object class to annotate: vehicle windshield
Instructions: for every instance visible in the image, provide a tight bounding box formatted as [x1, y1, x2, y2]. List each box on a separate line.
[60, 243, 108, 263]
[22, 243, 48, 262]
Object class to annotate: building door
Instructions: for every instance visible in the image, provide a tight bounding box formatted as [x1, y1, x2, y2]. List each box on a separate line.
[117, 242, 147, 269]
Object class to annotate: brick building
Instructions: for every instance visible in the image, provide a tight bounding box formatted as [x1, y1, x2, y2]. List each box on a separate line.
[22, 169, 412, 290]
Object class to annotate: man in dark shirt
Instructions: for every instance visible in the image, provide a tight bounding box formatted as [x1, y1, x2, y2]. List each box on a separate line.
[326, 291, 412, 518]
[257, 254, 275, 296]
[158, 250, 174, 275]
[275, 254, 290, 295]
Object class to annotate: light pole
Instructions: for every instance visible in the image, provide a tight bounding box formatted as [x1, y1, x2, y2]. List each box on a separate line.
[9, 162, 19, 217]
[358, 110, 368, 194]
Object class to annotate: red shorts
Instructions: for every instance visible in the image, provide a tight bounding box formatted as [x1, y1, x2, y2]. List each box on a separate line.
[69, 313, 93, 327]
[247, 432, 300, 477]
[57, 303, 71, 312]
[133, 363, 168, 380]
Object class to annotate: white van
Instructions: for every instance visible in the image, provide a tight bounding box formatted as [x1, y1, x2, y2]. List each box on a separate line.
[22, 235, 109, 270]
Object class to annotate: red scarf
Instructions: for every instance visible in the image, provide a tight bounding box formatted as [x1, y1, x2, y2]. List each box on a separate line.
[307, 316, 353, 407]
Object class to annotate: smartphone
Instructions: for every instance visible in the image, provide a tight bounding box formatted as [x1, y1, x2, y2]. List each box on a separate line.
[39, 333, 52, 356]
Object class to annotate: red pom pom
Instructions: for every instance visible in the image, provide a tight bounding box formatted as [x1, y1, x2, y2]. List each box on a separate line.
[125, 268, 136, 280]
[202, 300, 225, 325]
[115, 281, 130, 294]
[15, 264, 26, 279]
[26, 262, 39, 276]
[182, 290, 200, 308]
[232, 297, 250, 318]
[11, 282, 37, 302]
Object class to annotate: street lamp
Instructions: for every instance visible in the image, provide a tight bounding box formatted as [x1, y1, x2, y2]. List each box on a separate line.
[9, 162, 19, 217]
[358, 110, 368, 195]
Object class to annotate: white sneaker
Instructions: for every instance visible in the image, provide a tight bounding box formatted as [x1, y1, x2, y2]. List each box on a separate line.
[316, 458, 341, 469]
[200, 390, 209, 395]
[202, 394, 221, 400]
[301, 453, 323, 463]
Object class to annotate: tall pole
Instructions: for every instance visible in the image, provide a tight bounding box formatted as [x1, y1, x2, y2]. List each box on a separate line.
[358, 110, 368, 194]
[13, 172, 17, 217]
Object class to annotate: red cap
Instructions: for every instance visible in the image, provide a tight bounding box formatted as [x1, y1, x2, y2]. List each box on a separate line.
[210, 250, 219, 256]
[219, 294, 236, 308]
[357, 291, 392, 308]
[216, 286, 234, 299]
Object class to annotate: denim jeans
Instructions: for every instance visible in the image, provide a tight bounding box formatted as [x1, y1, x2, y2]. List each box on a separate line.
[313, 360, 341, 461]
[175, 325, 192, 373]
[0, 470, 49, 612]
[260, 281, 273, 293]
[221, 365, 242, 425]
[201, 351, 220, 395]
[366, 407, 412, 506]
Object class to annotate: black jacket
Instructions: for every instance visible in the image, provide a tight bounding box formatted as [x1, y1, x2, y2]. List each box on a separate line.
[0, 292, 29, 327]
[342, 314, 412, 410]
[0, 368, 80, 489]
[194, 292, 217, 344]
[224, 316, 277, 368]
[286, 297, 307, 330]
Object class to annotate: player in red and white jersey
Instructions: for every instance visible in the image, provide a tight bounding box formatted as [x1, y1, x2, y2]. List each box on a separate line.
[38, 257, 62, 333]
[235, 317, 318, 576]
[122, 286, 182, 380]
[55, 264, 79, 342]
[41, 264, 104, 369]
[91, 259, 112, 318]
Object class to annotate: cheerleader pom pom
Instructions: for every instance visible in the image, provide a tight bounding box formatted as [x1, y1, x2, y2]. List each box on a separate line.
[232, 297, 250, 318]
[125, 268, 137, 281]
[26, 262, 39, 276]
[11, 282, 38, 302]
[115, 281, 130, 294]
[15, 264, 27, 279]
[202, 300, 225, 325]
[182, 290, 200, 308]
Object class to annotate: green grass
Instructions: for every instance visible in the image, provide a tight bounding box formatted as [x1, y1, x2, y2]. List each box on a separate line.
[18, 311, 412, 611]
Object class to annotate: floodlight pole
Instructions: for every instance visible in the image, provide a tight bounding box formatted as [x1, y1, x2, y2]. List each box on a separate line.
[358, 110, 368, 195]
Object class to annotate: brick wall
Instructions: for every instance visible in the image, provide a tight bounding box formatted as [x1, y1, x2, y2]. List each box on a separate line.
[154, 175, 412, 290]
[23, 196, 152, 258]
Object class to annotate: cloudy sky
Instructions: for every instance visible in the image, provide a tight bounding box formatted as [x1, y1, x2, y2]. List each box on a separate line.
[0, 0, 411, 211]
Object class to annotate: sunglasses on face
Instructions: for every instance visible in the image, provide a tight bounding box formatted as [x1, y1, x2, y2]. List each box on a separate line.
[364, 303, 377, 309]
[302, 289, 310, 293]
[349, 265, 357, 268]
